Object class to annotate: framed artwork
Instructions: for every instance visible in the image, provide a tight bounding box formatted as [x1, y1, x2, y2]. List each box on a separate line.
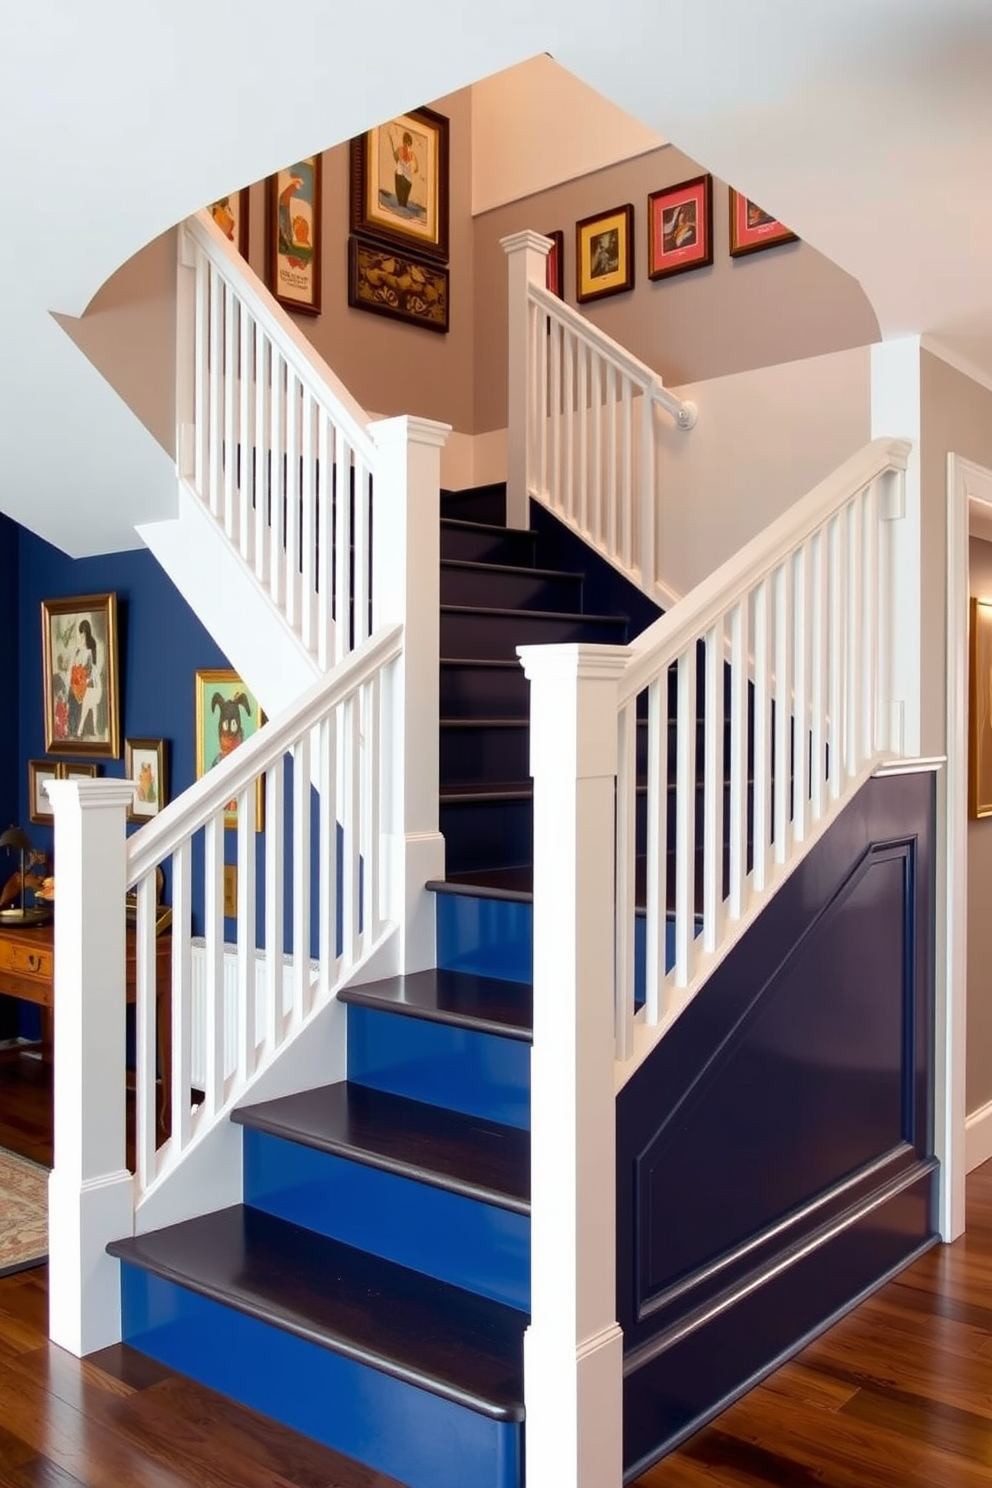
[265, 157, 322, 315]
[195, 670, 265, 831]
[125, 738, 168, 824]
[27, 761, 58, 824]
[350, 106, 449, 262]
[648, 174, 714, 280]
[729, 188, 798, 257]
[575, 204, 635, 304]
[62, 761, 98, 780]
[41, 593, 120, 757]
[545, 230, 565, 299]
[208, 189, 249, 257]
[970, 597, 992, 818]
[348, 238, 449, 333]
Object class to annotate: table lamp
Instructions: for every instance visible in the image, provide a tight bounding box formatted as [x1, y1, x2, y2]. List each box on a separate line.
[0, 826, 32, 921]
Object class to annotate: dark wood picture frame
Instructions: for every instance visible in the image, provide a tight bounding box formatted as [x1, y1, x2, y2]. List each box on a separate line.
[575, 203, 635, 304]
[265, 157, 322, 315]
[728, 187, 798, 257]
[647, 173, 714, 280]
[545, 230, 565, 299]
[348, 237, 449, 334]
[350, 106, 449, 263]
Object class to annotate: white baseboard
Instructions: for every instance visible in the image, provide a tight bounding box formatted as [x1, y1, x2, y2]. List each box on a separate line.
[965, 1098, 992, 1172]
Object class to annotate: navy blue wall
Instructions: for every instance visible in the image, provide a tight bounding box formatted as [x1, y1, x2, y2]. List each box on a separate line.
[17, 529, 230, 856]
[0, 515, 19, 836]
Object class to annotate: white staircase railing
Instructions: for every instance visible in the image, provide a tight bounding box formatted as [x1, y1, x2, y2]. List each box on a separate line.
[518, 435, 911, 1488]
[177, 210, 381, 670]
[502, 230, 696, 589]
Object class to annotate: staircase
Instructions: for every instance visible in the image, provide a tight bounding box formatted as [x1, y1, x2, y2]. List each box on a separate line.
[107, 479, 656, 1488]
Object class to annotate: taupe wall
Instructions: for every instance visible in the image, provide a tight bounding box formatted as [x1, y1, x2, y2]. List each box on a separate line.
[969, 535, 992, 1116]
[920, 351, 992, 1115]
[56, 228, 178, 457]
[241, 88, 475, 433]
[472, 145, 880, 435]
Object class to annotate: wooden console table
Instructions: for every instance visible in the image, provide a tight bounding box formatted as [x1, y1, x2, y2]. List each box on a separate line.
[0, 921, 172, 1135]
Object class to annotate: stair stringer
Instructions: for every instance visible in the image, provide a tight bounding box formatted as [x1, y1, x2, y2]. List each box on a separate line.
[137, 477, 322, 718]
[134, 923, 400, 1235]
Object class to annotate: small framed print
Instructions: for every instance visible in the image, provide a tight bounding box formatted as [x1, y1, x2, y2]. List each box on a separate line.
[266, 157, 322, 315]
[545, 230, 565, 299]
[125, 738, 168, 824]
[970, 597, 992, 818]
[648, 174, 713, 280]
[575, 204, 634, 304]
[729, 189, 798, 257]
[350, 106, 449, 262]
[208, 189, 249, 256]
[195, 670, 265, 831]
[28, 761, 58, 824]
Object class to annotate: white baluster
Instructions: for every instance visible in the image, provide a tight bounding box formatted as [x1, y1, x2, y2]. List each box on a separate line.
[223, 279, 236, 537]
[318, 712, 338, 1000]
[728, 598, 748, 918]
[285, 371, 300, 631]
[265, 757, 285, 1049]
[792, 544, 809, 843]
[810, 526, 828, 820]
[171, 839, 194, 1150]
[675, 644, 697, 987]
[203, 812, 225, 1112]
[237, 779, 257, 1080]
[334, 428, 349, 662]
[208, 264, 223, 514]
[846, 495, 863, 775]
[752, 578, 771, 890]
[620, 379, 633, 570]
[317, 408, 333, 669]
[253, 328, 269, 583]
[615, 698, 637, 1059]
[501, 232, 552, 529]
[238, 299, 252, 563]
[292, 731, 311, 1021]
[645, 673, 669, 1022]
[300, 389, 317, 654]
[134, 867, 158, 1191]
[773, 561, 791, 865]
[702, 620, 724, 952]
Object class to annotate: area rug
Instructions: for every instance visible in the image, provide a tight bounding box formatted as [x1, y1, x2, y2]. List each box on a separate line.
[0, 1148, 48, 1277]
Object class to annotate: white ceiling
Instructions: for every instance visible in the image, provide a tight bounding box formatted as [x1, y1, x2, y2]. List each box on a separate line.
[5, 0, 992, 554]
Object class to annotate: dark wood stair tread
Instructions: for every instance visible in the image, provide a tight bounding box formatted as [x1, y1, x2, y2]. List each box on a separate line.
[108, 1206, 526, 1422]
[338, 968, 532, 1041]
[441, 558, 584, 582]
[233, 1081, 529, 1214]
[440, 602, 625, 624]
[429, 868, 535, 902]
[440, 781, 532, 803]
[439, 516, 537, 539]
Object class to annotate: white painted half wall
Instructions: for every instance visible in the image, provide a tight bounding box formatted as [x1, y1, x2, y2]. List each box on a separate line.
[471, 55, 664, 215]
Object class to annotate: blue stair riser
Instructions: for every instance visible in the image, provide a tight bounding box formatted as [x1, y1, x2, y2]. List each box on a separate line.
[436, 893, 533, 985]
[440, 607, 627, 659]
[440, 523, 537, 566]
[243, 1132, 530, 1311]
[440, 661, 530, 719]
[441, 562, 583, 612]
[118, 1266, 521, 1488]
[348, 1004, 530, 1129]
[440, 796, 532, 874]
[440, 722, 530, 786]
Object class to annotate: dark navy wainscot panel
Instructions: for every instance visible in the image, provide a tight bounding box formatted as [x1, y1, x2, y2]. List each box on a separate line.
[616, 770, 937, 1475]
[119, 1266, 521, 1488]
[243, 1130, 530, 1311]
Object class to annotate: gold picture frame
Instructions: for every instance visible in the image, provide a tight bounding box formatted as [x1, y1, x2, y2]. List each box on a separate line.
[194, 670, 265, 832]
[125, 738, 168, 824]
[575, 203, 635, 304]
[970, 597, 992, 818]
[41, 592, 120, 758]
[350, 106, 449, 262]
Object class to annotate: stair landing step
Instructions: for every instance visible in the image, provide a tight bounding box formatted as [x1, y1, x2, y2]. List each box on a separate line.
[234, 1081, 529, 1215]
[109, 1206, 526, 1423]
[339, 968, 532, 1041]
[430, 869, 534, 903]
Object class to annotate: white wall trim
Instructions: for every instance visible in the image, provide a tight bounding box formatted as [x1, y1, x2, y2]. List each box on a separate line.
[966, 1099, 992, 1174]
[944, 454, 992, 1238]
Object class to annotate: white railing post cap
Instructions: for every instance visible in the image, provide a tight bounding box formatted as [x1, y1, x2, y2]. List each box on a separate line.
[45, 778, 136, 813]
[368, 414, 452, 451]
[500, 230, 554, 258]
[517, 641, 632, 685]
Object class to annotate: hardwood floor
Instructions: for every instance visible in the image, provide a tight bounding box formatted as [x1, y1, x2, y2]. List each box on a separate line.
[3, 1043, 992, 1487]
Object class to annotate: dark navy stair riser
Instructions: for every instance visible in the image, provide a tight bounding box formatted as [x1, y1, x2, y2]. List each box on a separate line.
[441, 559, 584, 612]
[616, 769, 937, 1477]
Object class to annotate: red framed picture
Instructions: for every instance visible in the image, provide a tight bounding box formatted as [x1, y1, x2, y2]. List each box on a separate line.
[647, 174, 713, 280]
[545, 230, 564, 299]
[728, 189, 798, 257]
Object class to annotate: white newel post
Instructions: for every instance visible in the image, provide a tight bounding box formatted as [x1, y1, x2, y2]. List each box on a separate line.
[501, 231, 552, 532]
[518, 643, 628, 1488]
[46, 779, 136, 1357]
[370, 414, 450, 973]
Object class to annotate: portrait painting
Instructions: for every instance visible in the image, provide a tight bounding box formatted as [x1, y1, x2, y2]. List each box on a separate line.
[575, 204, 635, 303]
[350, 106, 449, 262]
[648, 174, 713, 280]
[195, 670, 265, 831]
[41, 593, 120, 758]
[729, 187, 798, 256]
[266, 157, 322, 314]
